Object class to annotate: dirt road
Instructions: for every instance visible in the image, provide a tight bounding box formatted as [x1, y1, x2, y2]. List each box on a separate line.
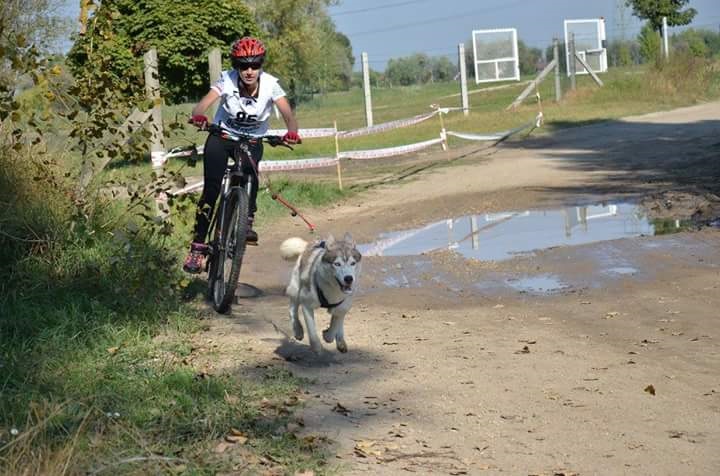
[195, 102, 720, 475]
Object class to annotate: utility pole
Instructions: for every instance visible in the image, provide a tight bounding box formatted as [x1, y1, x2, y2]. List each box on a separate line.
[458, 43, 469, 115]
[361, 52, 373, 127]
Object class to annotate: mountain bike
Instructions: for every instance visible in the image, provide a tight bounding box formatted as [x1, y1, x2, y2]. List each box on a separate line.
[203, 124, 294, 313]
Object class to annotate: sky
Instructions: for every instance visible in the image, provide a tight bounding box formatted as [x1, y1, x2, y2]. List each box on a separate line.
[328, 0, 720, 70]
[60, 0, 720, 71]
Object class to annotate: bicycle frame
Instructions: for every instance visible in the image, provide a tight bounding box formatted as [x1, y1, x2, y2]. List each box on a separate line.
[206, 142, 255, 266]
[202, 126, 292, 312]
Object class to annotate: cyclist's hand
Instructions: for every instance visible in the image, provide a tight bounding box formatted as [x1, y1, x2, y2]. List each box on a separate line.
[282, 131, 301, 144]
[188, 114, 209, 129]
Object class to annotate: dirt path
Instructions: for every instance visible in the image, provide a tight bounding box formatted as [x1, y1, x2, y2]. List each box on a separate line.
[194, 102, 720, 475]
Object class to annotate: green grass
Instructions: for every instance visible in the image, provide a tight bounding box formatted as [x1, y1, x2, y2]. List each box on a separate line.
[0, 146, 333, 474]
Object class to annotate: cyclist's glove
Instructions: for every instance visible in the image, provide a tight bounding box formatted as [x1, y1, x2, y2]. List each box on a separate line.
[189, 114, 209, 128]
[282, 131, 301, 144]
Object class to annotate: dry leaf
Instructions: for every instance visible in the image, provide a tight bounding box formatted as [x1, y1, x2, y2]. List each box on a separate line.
[214, 441, 232, 453]
[354, 440, 383, 458]
[294, 471, 315, 476]
[332, 402, 351, 416]
[644, 385, 656, 396]
[515, 345, 530, 354]
[225, 433, 248, 444]
[107, 346, 120, 355]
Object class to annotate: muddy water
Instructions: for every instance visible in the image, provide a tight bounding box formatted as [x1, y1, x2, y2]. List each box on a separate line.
[360, 203, 656, 261]
[360, 203, 714, 296]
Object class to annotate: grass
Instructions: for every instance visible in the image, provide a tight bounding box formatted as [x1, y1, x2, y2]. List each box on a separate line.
[0, 143, 333, 474]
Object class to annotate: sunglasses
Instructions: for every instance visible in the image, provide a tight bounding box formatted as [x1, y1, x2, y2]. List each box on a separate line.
[236, 62, 263, 71]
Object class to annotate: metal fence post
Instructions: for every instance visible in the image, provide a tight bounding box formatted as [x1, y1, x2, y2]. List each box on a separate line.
[554, 38, 562, 102]
[361, 52, 373, 127]
[144, 48, 166, 168]
[569, 33, 577, 91]
[458, 43, 470, 116]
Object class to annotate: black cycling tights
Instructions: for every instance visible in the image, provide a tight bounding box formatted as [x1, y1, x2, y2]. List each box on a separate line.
[192, 133, 263, 243]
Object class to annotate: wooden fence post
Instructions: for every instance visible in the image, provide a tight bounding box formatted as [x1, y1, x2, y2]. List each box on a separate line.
[208, 48, 222, 118]
[553, 38, 562, 102]
[334, 120, 343, 190]
[569, 33, 577, 91]
[144, 48, 166, 168]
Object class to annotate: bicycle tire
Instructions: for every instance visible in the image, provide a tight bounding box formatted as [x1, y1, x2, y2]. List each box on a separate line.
[211, 188, 249, 313]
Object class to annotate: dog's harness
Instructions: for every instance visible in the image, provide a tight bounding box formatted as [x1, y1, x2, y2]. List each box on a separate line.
[313, 240, 345, 310]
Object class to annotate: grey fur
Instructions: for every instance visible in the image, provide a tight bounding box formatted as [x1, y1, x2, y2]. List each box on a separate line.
[282, 233, 362, 353]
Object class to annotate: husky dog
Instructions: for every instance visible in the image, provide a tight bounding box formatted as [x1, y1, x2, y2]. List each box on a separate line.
[281, 233, 362, 353]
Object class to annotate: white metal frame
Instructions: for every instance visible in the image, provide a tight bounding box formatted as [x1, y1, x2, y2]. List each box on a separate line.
[564, 18, 607, 76]
[471, 28, 520, 84]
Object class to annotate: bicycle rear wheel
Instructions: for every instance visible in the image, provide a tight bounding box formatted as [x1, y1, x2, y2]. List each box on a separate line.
[211, 188, 249, 313]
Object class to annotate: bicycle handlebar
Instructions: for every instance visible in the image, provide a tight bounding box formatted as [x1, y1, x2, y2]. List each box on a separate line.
[204, 123, 296, 150]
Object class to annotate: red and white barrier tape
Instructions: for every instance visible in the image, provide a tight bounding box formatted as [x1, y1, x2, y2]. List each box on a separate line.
[339, 136, 444, 160]
[259, 156, 338, 172]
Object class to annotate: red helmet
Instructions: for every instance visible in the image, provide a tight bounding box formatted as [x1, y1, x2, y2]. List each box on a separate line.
[230, 37, 266, 65]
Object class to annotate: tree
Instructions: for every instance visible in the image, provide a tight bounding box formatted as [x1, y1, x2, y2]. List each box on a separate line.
[672, 28, 720, 58]
[1, 0, 72, 88]
[517, 40, 542, 75]
[625, 0, 697, 31]
[67, 0, 259, 104]
[244, 0, 350, 103]
[0, 0, 72, 53]
[638, 22, 661, 62]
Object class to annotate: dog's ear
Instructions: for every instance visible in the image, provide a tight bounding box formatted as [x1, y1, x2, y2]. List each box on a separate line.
[325, 233, 336, 246]
[342, 232, 355, 247]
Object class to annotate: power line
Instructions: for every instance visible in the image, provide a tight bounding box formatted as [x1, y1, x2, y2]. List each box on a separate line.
[346, 0, 529, 37]
[330, 0, 433, 17]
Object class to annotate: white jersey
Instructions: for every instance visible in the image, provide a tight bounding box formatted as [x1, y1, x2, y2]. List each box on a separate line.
[211, 70, 286, 137]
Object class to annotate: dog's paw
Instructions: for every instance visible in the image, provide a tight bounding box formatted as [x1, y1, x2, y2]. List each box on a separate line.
[336, 338, 348, 353]
[322, 328, 334, 343]
[293, 321, 304, 341]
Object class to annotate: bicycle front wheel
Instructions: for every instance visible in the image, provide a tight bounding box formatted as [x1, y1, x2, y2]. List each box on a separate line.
[211, 188, 249, 313]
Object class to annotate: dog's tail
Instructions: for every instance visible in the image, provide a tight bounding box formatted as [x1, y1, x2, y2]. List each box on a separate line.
[280, 237, 308, 261]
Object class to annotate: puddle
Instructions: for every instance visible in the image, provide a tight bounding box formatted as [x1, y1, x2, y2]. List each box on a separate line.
[604, 266, 638, 276]
[360, 203, 661, 262]
[505, 275, 569, 294]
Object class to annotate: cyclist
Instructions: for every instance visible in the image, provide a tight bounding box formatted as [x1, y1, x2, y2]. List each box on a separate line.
[184, 36, 300, 274]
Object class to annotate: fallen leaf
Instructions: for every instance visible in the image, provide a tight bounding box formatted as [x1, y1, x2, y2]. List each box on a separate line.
[225, 433, 248, 444]
[107, 346, 120, 355]
[214, 441, 232, 453]
[332, 402, 351, 416]
[354, 440, 383, 458]
[515, 345, 531, 354]
[604, 312, 619, 319]
[644, 385, 656, 396]
[294, 471, 314, 476]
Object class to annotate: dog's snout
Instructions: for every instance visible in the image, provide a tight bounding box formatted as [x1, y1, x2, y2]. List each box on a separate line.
[344, 275, 354, 285]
